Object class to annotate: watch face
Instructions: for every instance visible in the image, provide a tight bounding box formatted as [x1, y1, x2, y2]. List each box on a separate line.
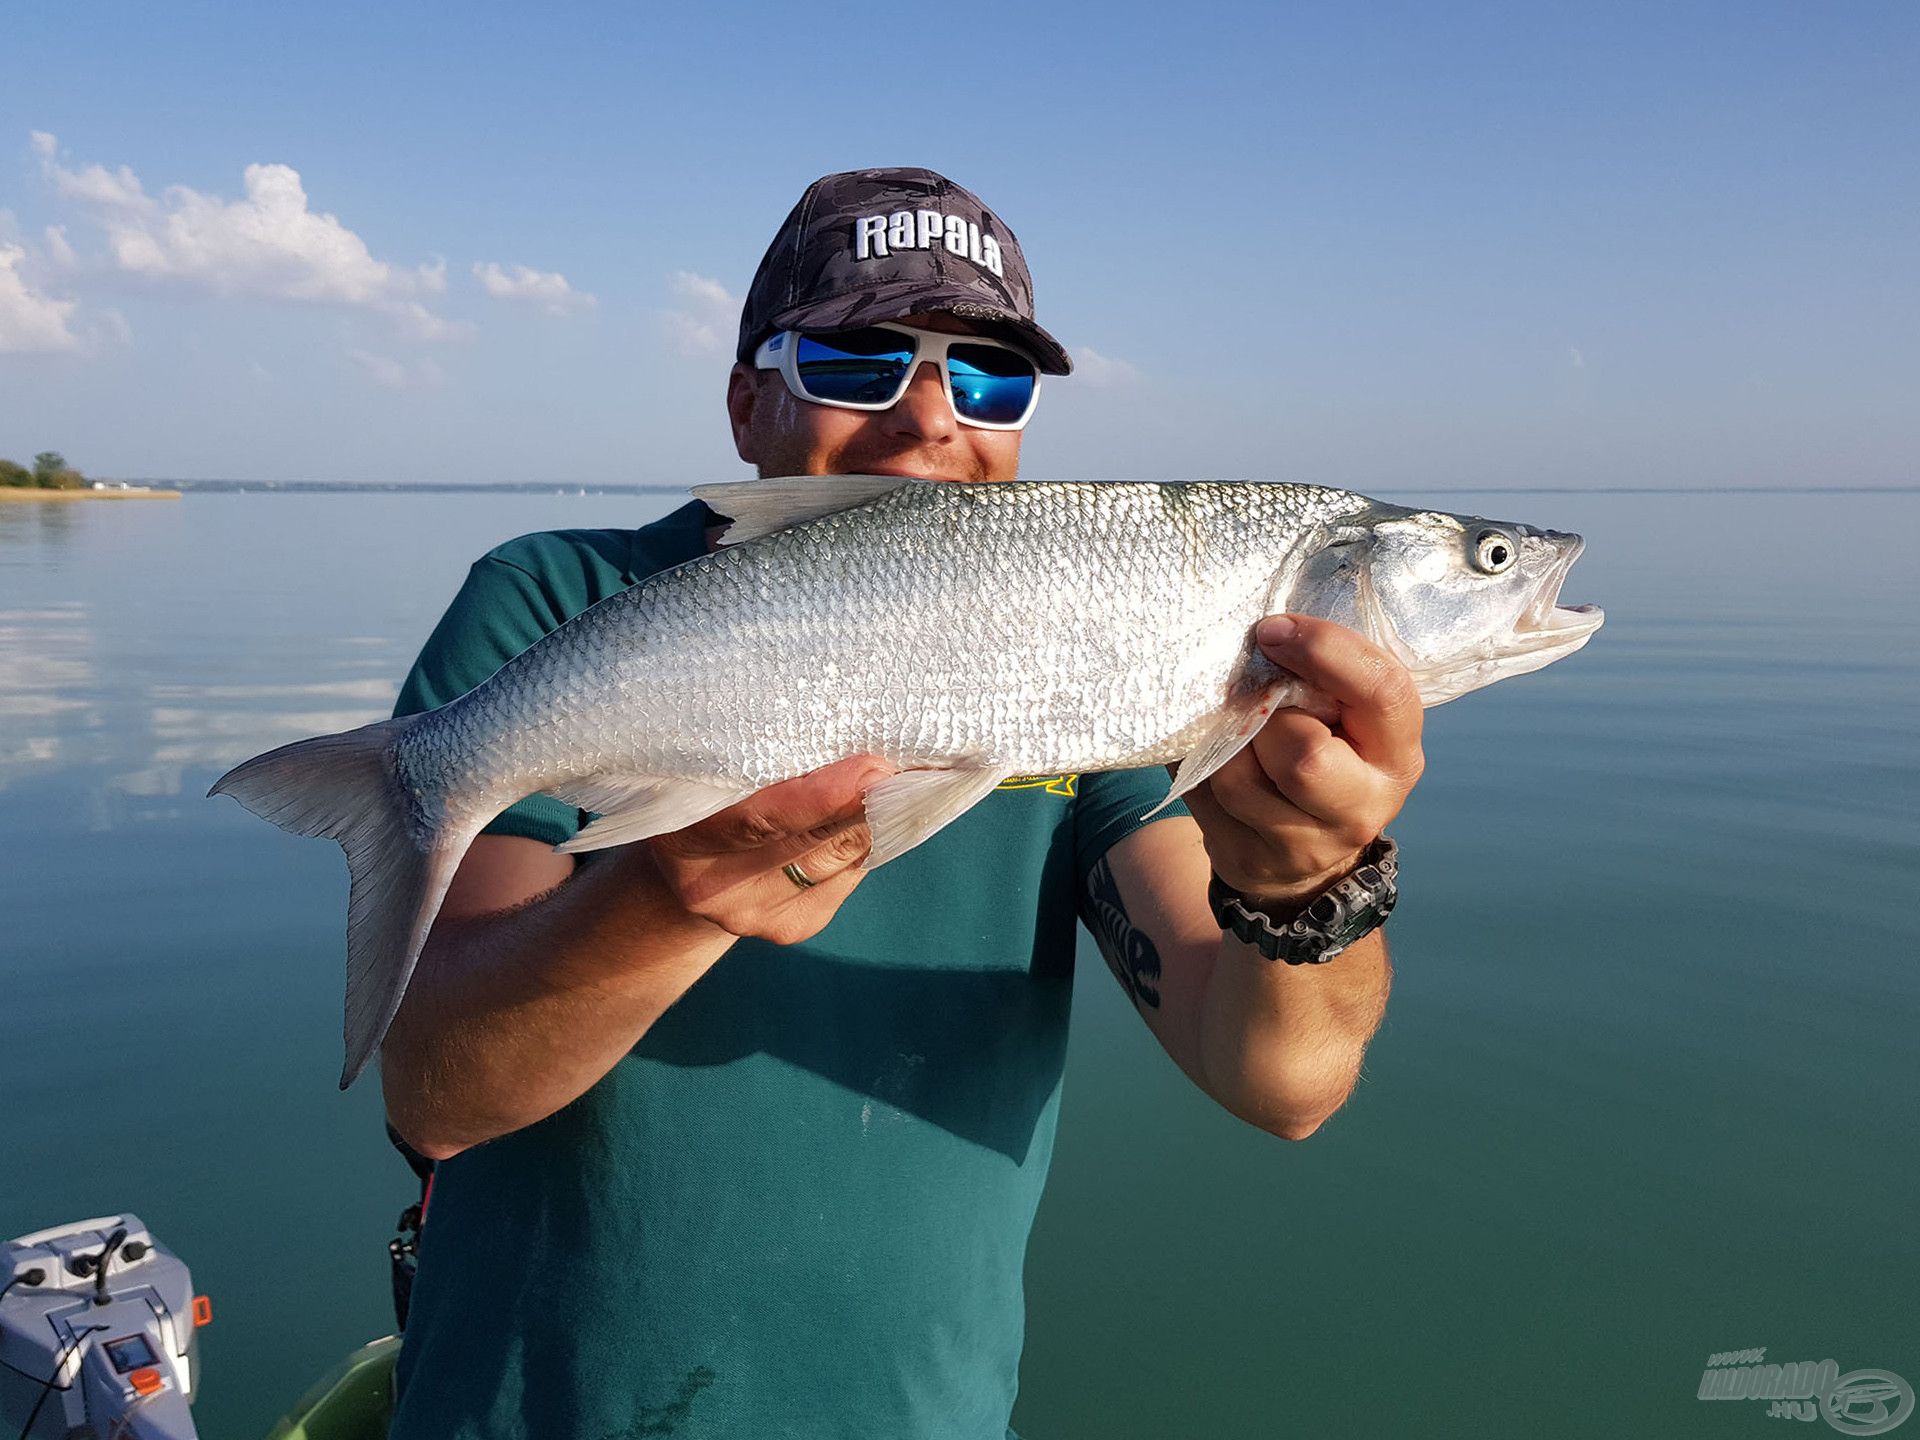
[1209, 840, 1397, 963]
[1328, 904, 1385, 945]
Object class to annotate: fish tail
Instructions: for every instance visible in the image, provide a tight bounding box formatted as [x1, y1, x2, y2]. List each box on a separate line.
[208, 715, 479, 1090]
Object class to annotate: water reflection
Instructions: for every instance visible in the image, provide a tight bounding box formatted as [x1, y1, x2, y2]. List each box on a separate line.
[135, 678, 394, 795]
[0, 603, 96, 789]
[0, 593, 395, 813]
[0, 500, 84, 547]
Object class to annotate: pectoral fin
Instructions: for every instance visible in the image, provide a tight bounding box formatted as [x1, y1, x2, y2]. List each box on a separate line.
[1145, 658, 1304, 819]
[862, 765, 1015, 869]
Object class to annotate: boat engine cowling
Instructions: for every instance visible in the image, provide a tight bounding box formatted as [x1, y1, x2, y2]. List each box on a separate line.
[2, 1214, 203, 1439]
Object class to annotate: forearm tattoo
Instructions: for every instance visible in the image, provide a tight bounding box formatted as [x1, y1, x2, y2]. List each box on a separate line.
[1084, 855, 1161, 1009]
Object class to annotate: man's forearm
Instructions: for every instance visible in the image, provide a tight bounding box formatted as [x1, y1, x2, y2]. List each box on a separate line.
[1195, 928, 1392, 1140]
[382, 845, 734, 1160]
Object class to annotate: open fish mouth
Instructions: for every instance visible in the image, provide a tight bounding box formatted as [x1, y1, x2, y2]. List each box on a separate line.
[1510, 534, 1604, 655]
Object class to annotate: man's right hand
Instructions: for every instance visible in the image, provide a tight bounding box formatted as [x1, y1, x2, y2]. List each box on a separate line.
[648, 756, 895, 946]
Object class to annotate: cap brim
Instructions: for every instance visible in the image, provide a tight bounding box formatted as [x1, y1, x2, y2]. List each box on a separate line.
[769, 283, 1073, 376]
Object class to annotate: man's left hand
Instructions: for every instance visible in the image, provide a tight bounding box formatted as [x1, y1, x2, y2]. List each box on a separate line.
[1180, 613, 1426, 910]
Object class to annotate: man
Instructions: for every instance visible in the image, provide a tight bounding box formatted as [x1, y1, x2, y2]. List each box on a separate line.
[381, 168, 1423, 1438]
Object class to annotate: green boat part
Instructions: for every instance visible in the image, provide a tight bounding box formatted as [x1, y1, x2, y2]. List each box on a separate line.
[263, 1335, 399, 1440]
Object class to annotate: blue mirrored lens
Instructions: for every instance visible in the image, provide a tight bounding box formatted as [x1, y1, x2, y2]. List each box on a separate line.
[947, 344, 1036, 426]
[794, 330, 914, 405]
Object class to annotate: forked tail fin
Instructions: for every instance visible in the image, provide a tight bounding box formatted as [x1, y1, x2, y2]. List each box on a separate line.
[208, 716, 481, 1089]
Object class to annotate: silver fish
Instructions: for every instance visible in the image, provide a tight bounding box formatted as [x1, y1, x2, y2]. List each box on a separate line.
[211, 476, 1602, 1086]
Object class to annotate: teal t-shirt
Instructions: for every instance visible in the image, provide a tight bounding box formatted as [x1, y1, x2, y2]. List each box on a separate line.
[387, 502, 1181, 1440]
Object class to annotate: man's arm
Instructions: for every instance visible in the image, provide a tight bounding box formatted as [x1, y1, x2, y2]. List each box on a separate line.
[1080, 614, 1421, 1140]
[381, 757, 891, 1160]
[1085, 818, 1390, 1140]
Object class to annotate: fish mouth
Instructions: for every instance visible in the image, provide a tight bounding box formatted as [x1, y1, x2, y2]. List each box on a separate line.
[1397, 527, 1604, 707]
[1510, 534, 1604, 656]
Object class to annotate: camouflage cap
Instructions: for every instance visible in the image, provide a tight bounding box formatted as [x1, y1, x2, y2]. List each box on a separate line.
[737, 167, 1072, 376]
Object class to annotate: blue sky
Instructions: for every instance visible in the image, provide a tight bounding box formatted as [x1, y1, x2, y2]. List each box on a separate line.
[1, 0, 1913, 489]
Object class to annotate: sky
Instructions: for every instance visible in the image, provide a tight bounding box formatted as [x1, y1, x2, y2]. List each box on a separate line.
[1, 0, 1914, 490]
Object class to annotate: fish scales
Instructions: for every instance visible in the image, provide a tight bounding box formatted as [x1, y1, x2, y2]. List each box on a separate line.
[405, 481, 1363, 810]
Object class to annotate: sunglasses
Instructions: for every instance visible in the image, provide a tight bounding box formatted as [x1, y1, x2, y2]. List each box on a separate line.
[752, 323, 1042, 431]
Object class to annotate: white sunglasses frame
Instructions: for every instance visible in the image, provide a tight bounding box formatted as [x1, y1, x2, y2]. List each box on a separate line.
[751, 322, 1043, 432]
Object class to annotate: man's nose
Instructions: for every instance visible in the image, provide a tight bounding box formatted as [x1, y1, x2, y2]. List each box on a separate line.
[884, 360, 955, 442]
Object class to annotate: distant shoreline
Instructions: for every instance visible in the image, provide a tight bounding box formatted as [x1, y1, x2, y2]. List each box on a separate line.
[151, 479, 695, 496]
[0, 487, 182, 502]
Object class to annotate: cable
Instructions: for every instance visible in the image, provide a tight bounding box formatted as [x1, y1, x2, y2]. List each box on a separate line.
[15, 1227, 126, 1439]
[0, 1268, 46, 1303]
[15, 1322, 105, 1440]
[90, 1229, 128, 1308]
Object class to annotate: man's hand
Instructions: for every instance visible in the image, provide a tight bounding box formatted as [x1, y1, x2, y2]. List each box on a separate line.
[383, 754, 897, 1158]
[648, 755, 896, 946]
[1182, 614, 1425, 907]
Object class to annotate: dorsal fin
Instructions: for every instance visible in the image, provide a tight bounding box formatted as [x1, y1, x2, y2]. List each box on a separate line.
[690, 475, 921, 544]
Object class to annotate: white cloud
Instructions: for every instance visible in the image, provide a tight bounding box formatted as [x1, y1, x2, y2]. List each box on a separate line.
[33, 131, 459, 340]
[671, 271, 734, 309]
[52, 158, 150, 211]
[1072, 346, 1141, 387]
[43, 225, 76, 268]
[349, 349, 443, 391]
[391, 299, 475, 343]
[1568, 346, 1587, 369]
[662, 310, 730, 357]
[473, 261, 594, 316]
[0, 242, 79, 353]
[660, 270, 737, 358]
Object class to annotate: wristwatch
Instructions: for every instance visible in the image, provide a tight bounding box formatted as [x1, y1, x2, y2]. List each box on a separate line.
[1207, 836, 1399, 964]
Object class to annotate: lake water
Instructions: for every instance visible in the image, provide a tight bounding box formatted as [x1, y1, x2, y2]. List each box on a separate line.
[1, 489, 1915, 1439]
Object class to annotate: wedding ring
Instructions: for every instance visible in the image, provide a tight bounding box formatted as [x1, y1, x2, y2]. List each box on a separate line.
[782, 860, 818, 890]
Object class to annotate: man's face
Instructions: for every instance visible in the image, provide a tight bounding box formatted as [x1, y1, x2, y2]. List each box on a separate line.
[727, 313, 1025, 484]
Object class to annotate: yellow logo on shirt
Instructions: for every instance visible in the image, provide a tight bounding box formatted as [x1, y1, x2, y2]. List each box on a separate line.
[996, 773, 1078, 796]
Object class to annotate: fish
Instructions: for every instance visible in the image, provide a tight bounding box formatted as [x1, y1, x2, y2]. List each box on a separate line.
[210, 476, 1603, 1087]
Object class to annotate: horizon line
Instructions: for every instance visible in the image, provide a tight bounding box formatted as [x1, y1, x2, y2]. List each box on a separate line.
[121, 479, 1920, 497]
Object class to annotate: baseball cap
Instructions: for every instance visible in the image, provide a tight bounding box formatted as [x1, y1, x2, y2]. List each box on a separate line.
[736, 167, 1073, 376]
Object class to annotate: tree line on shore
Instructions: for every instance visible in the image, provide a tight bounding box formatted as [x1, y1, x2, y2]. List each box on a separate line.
[0, 452, 88, 489]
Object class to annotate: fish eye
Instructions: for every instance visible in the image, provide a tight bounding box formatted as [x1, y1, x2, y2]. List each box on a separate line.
[1471, 529, 1518, 574]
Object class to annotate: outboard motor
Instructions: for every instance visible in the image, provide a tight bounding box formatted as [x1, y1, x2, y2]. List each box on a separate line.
[1, 1215, 206, 1439]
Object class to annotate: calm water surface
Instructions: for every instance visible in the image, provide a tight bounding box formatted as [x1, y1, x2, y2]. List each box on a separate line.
[1, 490, 1914, 1439]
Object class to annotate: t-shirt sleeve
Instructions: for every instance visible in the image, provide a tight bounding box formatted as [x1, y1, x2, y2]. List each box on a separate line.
[392, 554, 583, 848]
[1070, 767, 1191, 885]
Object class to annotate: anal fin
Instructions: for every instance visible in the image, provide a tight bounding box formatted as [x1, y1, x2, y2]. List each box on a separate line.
[862, 765, 1014, 869]
[552, 775, 751, 854]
